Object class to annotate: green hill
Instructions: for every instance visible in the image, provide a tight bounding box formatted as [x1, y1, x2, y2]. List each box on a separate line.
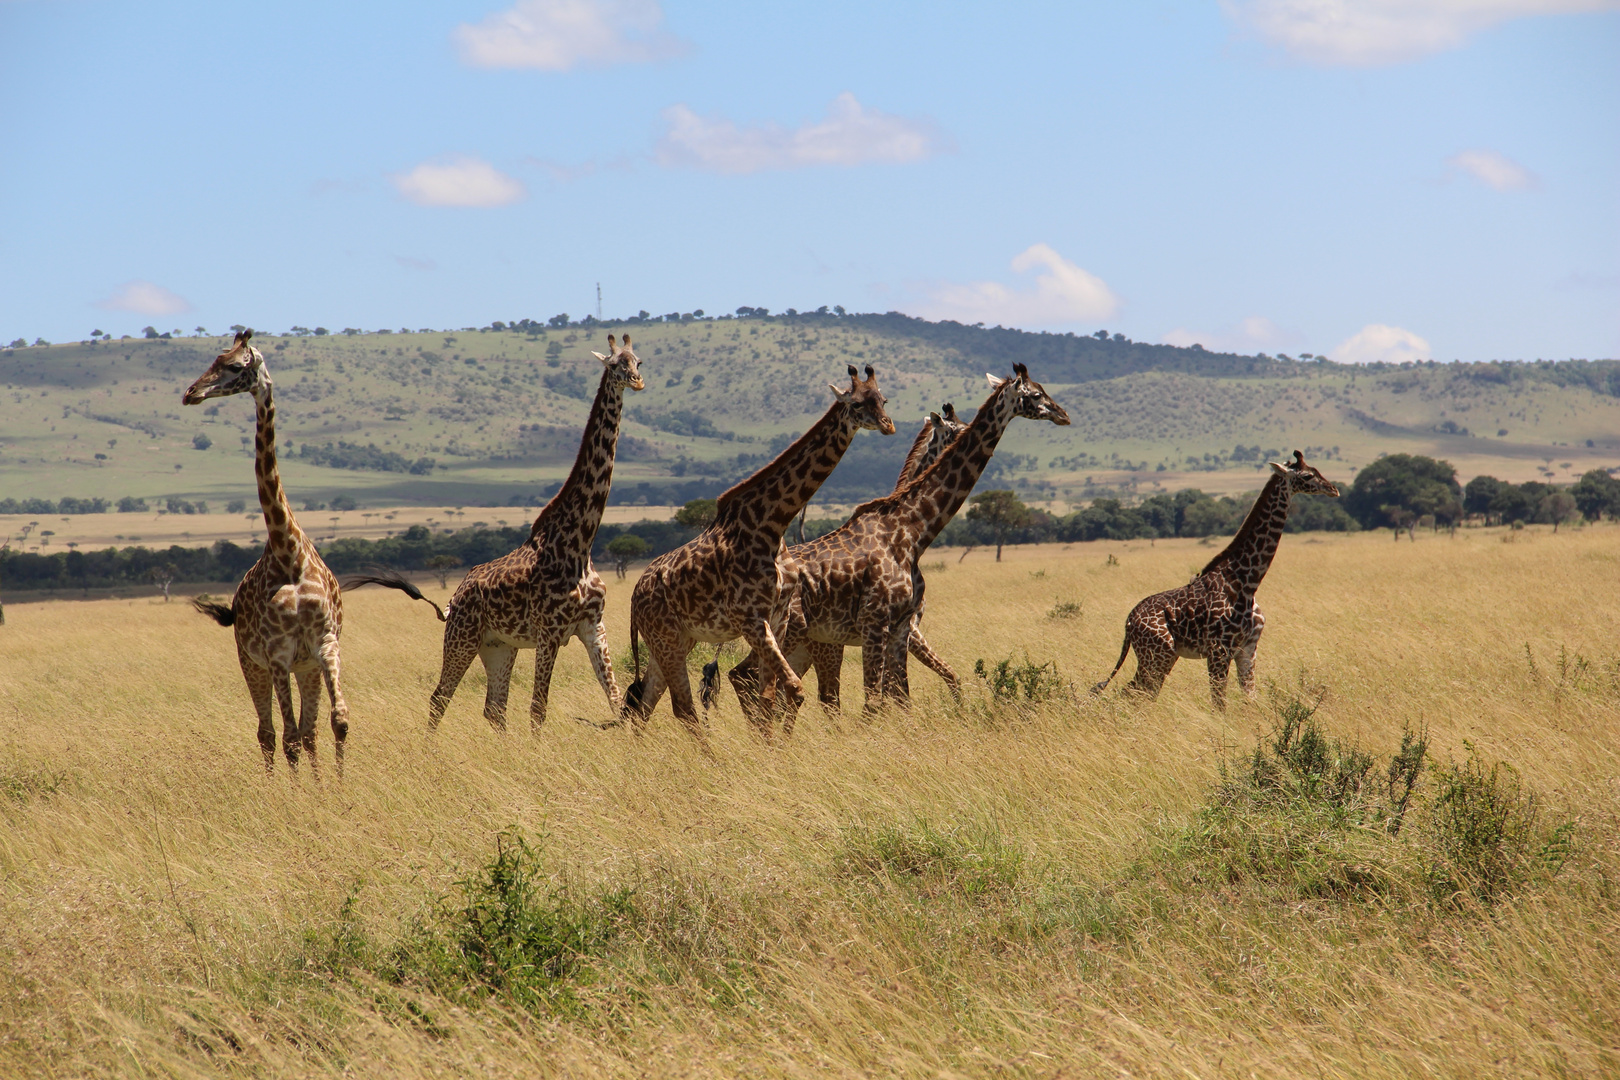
[2, 314, 1617, 511]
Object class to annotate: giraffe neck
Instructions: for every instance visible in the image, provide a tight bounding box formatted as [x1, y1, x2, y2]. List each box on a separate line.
[249, 383, 304, 557]
[893, 419, 939, 493]
[530, 368, 625, 552]
[902, 383, 1019, 551]
[1200, 471, 1292, 594]
[716, 401, 858, 535]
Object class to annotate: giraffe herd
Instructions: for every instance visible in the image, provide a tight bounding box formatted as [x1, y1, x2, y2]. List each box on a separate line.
[181, 328, 1342, 770]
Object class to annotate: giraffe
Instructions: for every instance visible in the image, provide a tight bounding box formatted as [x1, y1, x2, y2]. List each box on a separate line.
[729, 401, 969, 715]
[348, 334, 644, 731]
[623, 364, 896, 741]
[1091, 450, 1340, 710]
[729, 365, 1070, 719]
[183, 330, 349, 773]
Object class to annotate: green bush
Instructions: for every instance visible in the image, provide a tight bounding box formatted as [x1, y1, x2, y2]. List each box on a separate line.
[835, 819, 1024, 898]
[1424, 744, 1573, 905]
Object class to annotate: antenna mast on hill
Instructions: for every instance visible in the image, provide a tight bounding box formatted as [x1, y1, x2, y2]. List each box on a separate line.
[596, 283, 602, 321]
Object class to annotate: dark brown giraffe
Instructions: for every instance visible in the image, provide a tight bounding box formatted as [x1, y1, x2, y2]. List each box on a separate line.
[1092, 450, 1340, 710]
[731, 366, 1071, 719]
[184, 330, 349, 774]
[623, 365, 895, 741]
[350, 334, 644, 730]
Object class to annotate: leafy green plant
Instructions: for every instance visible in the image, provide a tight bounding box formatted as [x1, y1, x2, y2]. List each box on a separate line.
[973, 654, 1065, 702]
[835, 819, 1023, 898]
[1047, 598, 1082, 620]
[1425, 744, 1569, 905]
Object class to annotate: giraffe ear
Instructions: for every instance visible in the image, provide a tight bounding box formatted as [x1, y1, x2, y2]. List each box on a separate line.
[1269, 461, 1288, 475]
[929, 411, 942, 425]
[591, 351, 609, 363]
[828, 381, 854, 403]
[986, 373, 1007, 389]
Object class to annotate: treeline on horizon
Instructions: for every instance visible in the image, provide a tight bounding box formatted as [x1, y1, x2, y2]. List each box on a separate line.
[7, 308, 1618, 396]
[7, 457, 1619, 597]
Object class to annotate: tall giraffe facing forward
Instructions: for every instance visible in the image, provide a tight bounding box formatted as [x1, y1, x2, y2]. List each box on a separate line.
[184, 330, 349, 773]
[731, 366, 1070, 719]
[624, 365, 895, 740]
[1092, 450, 1340, 710]
[351, 334, 644, 730]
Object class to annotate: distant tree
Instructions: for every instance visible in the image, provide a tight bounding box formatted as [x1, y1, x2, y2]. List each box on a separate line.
[194, 326, 207, 336]
[1571, 469, 1620, 521]
[606, 533, 649, 579]
[425, 554, 462, 590]
[90, 329, 104, 338]
[1489, 484, 1534, 525]
[834, 305, 846, 316]
[966, 489, 1030, 562]
[330, 494, 358, 512]
[314, 327, 329, 336]
[7, 339, 25, 348]
[1093, 329, 1108, 340]
[1539, 492, 1577, 531]
[1344, 454, 1461, 531]
[548, 313, 570, 328]
[146, 563, 178, 602]
[674, 498, 718, 530]
[226, 499, 246, 514]
[230, 324, 246, 333]
[117, 496, 147, 513]
[32, 337, 49, 347]
[143, 326, 159, 339]
[192, 433, 212, 451]
[1464, 475, 1507, 520]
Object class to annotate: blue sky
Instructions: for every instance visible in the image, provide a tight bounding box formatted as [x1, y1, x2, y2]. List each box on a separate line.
[2, 0, 1615, 362]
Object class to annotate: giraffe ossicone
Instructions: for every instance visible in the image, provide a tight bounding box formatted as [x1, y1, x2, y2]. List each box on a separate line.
[1092, 449, 1341, 710]
[182, 328, 350, 774]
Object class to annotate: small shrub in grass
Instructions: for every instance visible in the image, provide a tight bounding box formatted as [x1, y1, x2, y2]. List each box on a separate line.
[835, 819, 1023, 898]
[1047, 598, 1082, 620]
[0, 767, 68, 802]
[973, 655, 1066, 703]
[1424, 743, 1573, 906]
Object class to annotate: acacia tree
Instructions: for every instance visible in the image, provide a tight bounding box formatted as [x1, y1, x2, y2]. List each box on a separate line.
[146, 563, 178, 602]
[966, 489, 1030, 562]
[674, 498, 718, 530]
[605, 533, 649, 579]
[425, 554, 462, 589]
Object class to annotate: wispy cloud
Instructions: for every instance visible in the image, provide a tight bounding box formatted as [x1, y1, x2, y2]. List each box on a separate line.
[1448, 148, 1538, 191]
[391, 157, 527, 208]
[1332, 323, 1432, 363]
[1222, 0, 1618, 66]
[915, 245, 1121, 327]
[1162, 315, 1303, 354]
[454, 0, 689, 71]
[95, 280, 193, 316]
[656, 93, 946, 174]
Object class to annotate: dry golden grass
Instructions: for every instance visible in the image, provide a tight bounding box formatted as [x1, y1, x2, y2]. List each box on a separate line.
[1, 526, 1616, 1078]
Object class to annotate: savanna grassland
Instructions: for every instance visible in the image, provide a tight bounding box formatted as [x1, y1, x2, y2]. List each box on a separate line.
[1, 525, 1616, 1078]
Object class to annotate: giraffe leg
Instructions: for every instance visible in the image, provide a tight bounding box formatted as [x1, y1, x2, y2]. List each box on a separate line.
[1236, 613, 1265, 703]
[726, 650, 765, 725]
[240, 655, 277, 772]
[1124, 635, 1177, 700]
[576, 618, 622, 718]
[296, 669, 323, 777]
[479, 643, 518, 731]
[645, 633, 699, 740]
[316, 630, 349, 774]
[743, 622, 804, 737]
[429, 634, 479, 730]
[1206, 649, 1233, 712]
[882, 621, 913, 708]
[907, 621, 960, 700]
[528, 638, 561, 732]
[807, 641, 843, 717]
[272, 668, 300, 771]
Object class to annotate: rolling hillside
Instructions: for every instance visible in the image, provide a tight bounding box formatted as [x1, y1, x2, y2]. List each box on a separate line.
[2, 314, 1617, 517]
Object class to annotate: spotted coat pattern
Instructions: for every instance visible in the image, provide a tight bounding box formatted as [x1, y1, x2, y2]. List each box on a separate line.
[424, 336, 644, 730]
[183, 330, 349, 773]
[1092, 451, 1341, 710]
[733, 367, 1072, 719]
[624, 365, 896, 742]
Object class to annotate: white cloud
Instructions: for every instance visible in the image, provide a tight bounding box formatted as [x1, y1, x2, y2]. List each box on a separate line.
[916, 244, 1121, 327]
[1331, 323, 1432, 363]
[1448, 148, 1538, 191]
[1223, 0, 1618, 66]
[95, 280, 192, 316]
[454, 0, 688, 70]
[656, 93, 945, 174]
[1162, 315, 1302, 354]
[391, 157, 527, 207]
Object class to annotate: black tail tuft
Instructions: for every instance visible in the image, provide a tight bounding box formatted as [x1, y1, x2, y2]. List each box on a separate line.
[342, 569, 447, 621]
[699, 660, 720, 714]
[624, 679, 646, 716]
[190, 596, 236, 627]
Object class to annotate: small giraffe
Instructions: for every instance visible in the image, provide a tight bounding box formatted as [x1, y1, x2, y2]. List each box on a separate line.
[1092, 450, 1340, 710]
[729, 402, 969, 714]
[351, 334, 644, 730]
[184, 330, 349, 773]
[623, 364, 895, 740]
[732, 366, 1070, 718]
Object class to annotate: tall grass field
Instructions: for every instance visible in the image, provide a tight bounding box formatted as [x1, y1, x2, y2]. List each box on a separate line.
[1, 526, 1615, 1077]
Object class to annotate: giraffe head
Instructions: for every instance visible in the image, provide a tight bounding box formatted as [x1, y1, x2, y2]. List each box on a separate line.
[830, 364, 896, 435]
[986, 363, 1070, 425]
[589, 333, 645, 393]
[1270, 450, 1341, 497]
[182, 329, 267, 405]
[937, 402, 968, 440]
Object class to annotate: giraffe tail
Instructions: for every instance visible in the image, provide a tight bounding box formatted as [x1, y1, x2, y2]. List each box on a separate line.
[1091, 632, 1131, 696]
[342, 570, 447, 621]
[622, 614, 646, 718]
[190, 596, 236, 627]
